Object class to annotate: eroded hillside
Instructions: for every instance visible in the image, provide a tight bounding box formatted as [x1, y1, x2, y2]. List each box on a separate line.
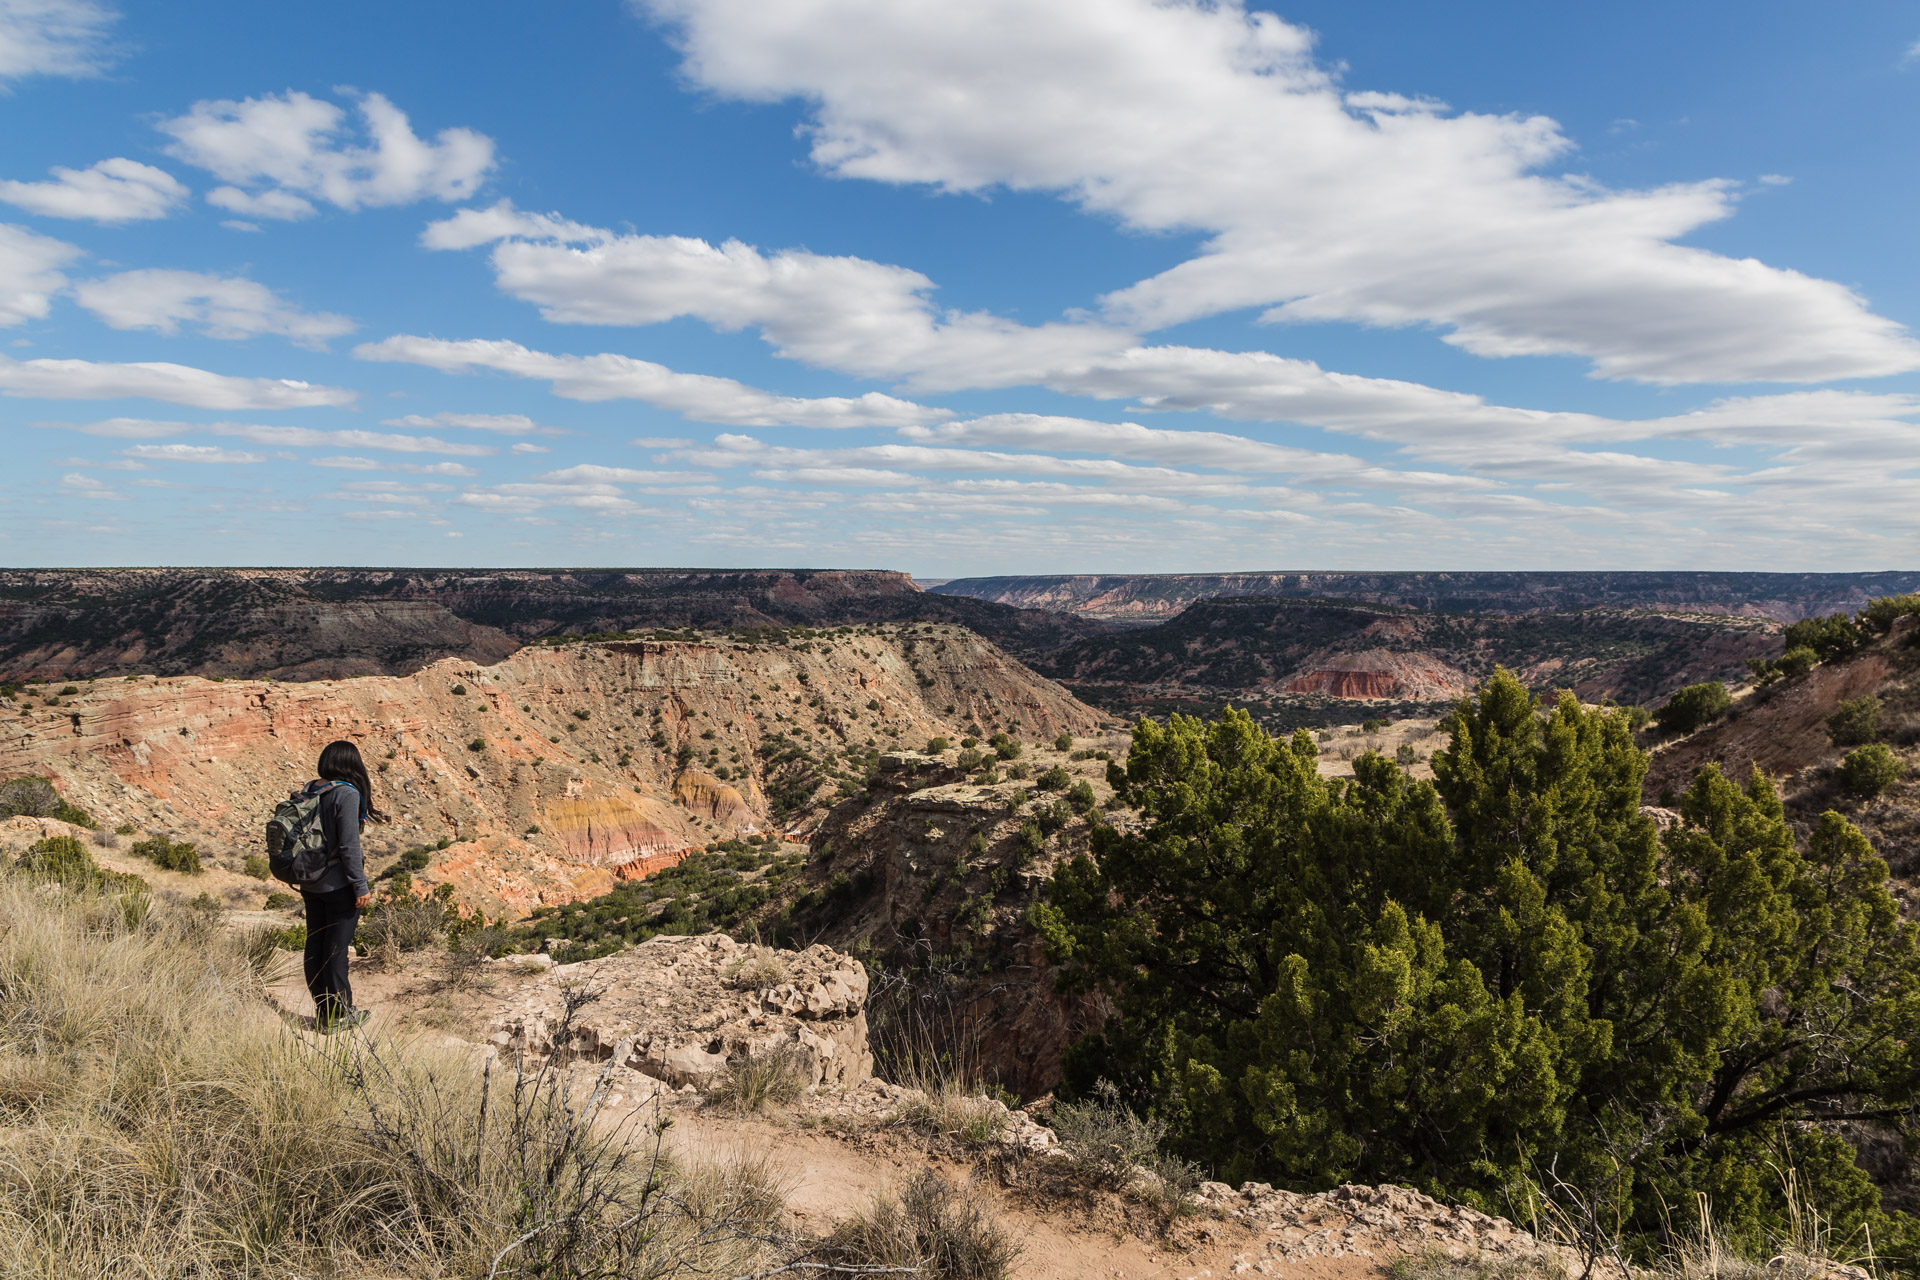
[935, 569, 1920, 623]
[0, 624, 1110, 919]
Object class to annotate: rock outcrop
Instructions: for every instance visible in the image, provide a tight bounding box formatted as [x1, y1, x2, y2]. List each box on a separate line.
[1196, 1181, 1575, 1272]
[486, 934, 873, 1095]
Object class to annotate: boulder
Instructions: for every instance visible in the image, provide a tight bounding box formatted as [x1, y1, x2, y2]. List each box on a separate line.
[485, 932, 873, 1094]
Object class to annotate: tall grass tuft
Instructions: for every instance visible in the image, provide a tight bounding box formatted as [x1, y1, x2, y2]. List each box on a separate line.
[0, 878, 785, 1278]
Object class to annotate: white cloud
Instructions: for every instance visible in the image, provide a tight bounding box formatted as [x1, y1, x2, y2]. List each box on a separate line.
[0, 220, 81, 325]
[58, 469, 119, 498]
[382, 410, 565, 435]
[510, 441, 548, 453]
[208, 423, 496, 456]
[311, 456, 479, 476]
[0, 158, 187, 223]
[157, 90, 495, 220]
[425, 201, 1126, 389]
[640, 0, 1920, 384]
[354, 334, 951, 428]
[123, 443, 265, 464]
[0, 355, 355, 407]
[71, 269, 355, 347]
[0, 0, 115, 82]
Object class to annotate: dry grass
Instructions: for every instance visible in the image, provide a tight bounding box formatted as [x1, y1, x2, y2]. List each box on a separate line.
[888, 1082, 1009, 1147]
[0, 876, 788, 1278]
[721, 944, 789, 990]
[823, 1168, 1019, 1280]
[708, 1045, 810, 1113]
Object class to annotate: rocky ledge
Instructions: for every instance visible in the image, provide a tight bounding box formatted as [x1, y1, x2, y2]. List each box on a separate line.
[486, 933, 873, 1099]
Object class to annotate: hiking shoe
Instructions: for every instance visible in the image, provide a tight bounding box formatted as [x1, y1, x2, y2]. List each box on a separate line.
[319, 1008, 371, 1034]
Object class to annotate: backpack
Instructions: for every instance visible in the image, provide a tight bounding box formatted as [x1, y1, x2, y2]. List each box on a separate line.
[265, 782, 350, 886]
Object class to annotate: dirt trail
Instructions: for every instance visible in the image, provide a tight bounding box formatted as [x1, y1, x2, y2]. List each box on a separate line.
[265, 956, 1387, 1280]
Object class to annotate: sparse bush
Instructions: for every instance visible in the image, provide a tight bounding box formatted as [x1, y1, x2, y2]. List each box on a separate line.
[956, 748, 984, 771]
[1360, 717, 1387, 734]
[130, 833, 202, 874]
[440, 924, 507, 990]
[1053, 732, 1073, 752]
[265, 891, 298, 910]
[1838, 743, 1904, 797]
[822, 1169, 1018, 1280]
[924, 736, 951, 755]
[1052, 1079, 1203, 1214]
[989, 734, 1021, 762]
[709, 1045, 808, 1112]
[1826, 696, 1880, 747]
[0, 775, 96, 828]
[1003, 762, 1029, 781]
[242, 853, 270, 880]
[112, 822, 136, 836]
[1395, 742, 1418, 766]
[1034, 801, 1072, 837]
[359, 891, 446, 955]
[1034, 765, 1071, 792]
[1656, 681, 1731, 734]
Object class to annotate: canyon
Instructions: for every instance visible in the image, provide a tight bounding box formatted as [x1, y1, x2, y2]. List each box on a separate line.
[0, 624, 1109, 921]
[0, 567, 1104, 682]
[1035, 596, 1784, 714]
[933, 569, 1920, 624]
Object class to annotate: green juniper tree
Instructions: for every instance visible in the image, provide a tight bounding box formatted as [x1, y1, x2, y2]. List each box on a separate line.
[1033, 670, 1920, 1261]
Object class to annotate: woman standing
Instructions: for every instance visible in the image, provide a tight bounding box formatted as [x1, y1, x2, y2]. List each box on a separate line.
[297, 740, 385, 1032]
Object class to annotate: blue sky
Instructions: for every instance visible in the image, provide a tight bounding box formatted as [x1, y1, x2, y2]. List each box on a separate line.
[3, 0, 1919, 576]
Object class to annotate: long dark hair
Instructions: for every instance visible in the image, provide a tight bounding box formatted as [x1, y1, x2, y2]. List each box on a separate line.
[317, 740, 386, 822]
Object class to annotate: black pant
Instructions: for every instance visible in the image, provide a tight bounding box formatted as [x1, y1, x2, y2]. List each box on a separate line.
[303, 887, 361, 1024]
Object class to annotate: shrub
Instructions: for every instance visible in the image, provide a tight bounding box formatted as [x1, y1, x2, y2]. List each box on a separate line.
[924, 736, 951, 755]
[1395, 742, 1418, 766]
[1656, 680, 1731, 734]
[1783, 613, 1866, 664]
[13, 835, 147, 900]
[956, 748, 984, 771]
[1051, 1079, 1203, 1213]
[265, 892, 299, 910]
[130, 834, 202, 874]
[468, 738, 486, 752]
[1036, 672, 1920, 1261]
[823, 1169, 1017, 1280]
[1035, 801, 1072, 836]
[1360, 717, 1387, 734]
[449, 683, 467, 695]
[359, 892, 446, 954]
[1827, 696, 1881, 747]
[1838, 743, 1905, 797]
[990, 734, 1021, 761]
[1034, 766, 1071, 792]
[1053, 732, 1073, 752]
[242, 853, 270, 880]
[572, 709, 591, 721]
[1066, 780, 1097, 813]
[0, 776, 96, 828]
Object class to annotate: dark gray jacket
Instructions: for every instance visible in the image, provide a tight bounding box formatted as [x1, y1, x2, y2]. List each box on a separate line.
[297, 780, 370, 898]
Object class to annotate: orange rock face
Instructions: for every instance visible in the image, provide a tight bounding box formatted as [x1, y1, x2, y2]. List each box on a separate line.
[1284, 669, 1402, 699]
[0, 627, 1107, 918]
